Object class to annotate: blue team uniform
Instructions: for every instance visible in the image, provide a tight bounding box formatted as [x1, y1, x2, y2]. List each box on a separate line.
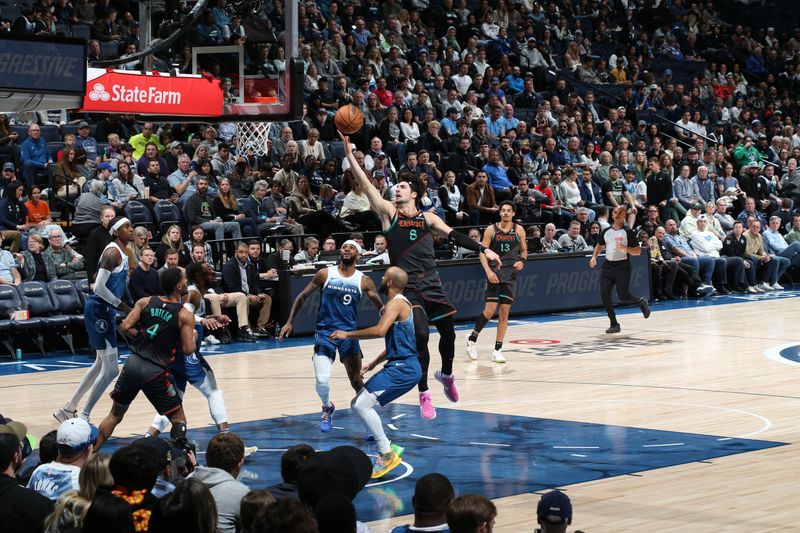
[365, 295, 422, 406]
[170, 285, 212, 392]
[314, 267, 364, 360]
[84, 242, 128, 350]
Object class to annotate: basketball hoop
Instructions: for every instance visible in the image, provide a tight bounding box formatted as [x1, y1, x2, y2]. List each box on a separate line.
[236, 121, 273, 157]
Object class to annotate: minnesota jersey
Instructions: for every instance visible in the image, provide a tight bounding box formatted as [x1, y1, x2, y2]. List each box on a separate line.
[89, 242, 129, 304]
[316, 267, 364, 333]
[134, 297, 184, 368]
[385, 295, 417, 361]
[187, 285, 206, 317]
[384, 211, 436, 277]
[490, 223, 521, 282]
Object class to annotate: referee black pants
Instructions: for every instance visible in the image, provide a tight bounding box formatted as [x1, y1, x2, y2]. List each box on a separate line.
[600, 260, 640, 326]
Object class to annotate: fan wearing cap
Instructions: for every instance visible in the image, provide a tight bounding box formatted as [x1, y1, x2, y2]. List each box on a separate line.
[339, 132, 501, 420]
[53, 216, 133, 424]
[279, 240, 383, 434]
[94, 268, 207, 450]
[75, 121, 100, 167]
[331, 267, 421, 478]
[26, 419, 97, 501]
[0, 420, 54, 526]
[536, 490, 573, 532]
[689, 214, 744, 296]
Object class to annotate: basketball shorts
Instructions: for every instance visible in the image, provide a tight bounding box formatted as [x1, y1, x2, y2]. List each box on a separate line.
[485, 279, 517, 303]
[314, 331, 362, 361]
[365, 357, 422, 406]
[111, 355, 182, 415]
[84, 298, 118, 351]
[170, 352, 212, 393]
[405, 274, 457, 322]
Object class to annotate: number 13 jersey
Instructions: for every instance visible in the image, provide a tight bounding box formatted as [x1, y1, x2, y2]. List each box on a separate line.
[317, 267, 364, 333]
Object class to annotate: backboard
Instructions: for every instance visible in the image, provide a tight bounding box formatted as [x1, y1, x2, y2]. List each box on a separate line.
[131, 0, 302, 123]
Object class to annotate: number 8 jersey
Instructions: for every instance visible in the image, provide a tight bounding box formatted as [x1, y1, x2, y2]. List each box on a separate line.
[316, 267, 364, 333]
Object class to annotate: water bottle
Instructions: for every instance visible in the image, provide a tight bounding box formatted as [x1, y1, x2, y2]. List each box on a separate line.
[274, 322, 281, 338]
[14, 349, 21, 360]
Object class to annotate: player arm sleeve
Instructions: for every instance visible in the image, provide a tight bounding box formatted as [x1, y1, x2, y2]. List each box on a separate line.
[93, 268, 121, 308]
[449, 229, 485, 253]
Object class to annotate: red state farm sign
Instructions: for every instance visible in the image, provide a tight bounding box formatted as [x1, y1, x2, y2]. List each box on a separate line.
[81, 70, 223, 116]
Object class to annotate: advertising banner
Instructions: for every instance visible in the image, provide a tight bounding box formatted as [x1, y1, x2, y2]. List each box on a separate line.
[280, 254, 651, 335]
[0, 36, 85, 94]
[81, 68, 223, 116]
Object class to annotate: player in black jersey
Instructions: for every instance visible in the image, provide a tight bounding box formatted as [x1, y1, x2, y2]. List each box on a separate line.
[93, 269, 219, 450]
[589, 205, 651, 334]
[340, 132, 501, 420]
[466, 201, 528, 363]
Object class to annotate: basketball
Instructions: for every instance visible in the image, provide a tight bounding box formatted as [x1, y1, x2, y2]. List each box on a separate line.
[334, 104, 364, 135]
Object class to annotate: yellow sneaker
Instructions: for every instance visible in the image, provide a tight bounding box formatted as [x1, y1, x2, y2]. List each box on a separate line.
[371, 450, 402, 479]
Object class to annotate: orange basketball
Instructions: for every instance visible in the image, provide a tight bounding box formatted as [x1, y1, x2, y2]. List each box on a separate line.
[334, 104, 364, 135]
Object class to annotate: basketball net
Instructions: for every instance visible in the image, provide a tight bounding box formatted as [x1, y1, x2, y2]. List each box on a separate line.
[236, 121, 273, 157]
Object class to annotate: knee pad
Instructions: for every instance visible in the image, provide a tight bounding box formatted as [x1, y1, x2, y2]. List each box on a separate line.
[351, 389, 377, 413]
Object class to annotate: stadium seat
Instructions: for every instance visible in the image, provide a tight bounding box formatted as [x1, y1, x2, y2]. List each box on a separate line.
[100, 41, 119, 60]
[11, 125, 28, 142]
[154, 199, 183, 234]
[237, 198, 247, 212]
[125, 200, 154, 231]
[73, 279, 91, 306]
[71, 24, 91, 41]
[61, 124, 79, 138]
[17, 281, 67, 356]
[0, 285, 21, 357]
[47, 143, 62, 163]
[329, 141, 345, 162]
[47, 280, 84, 354]
[41, 125, 60, 143]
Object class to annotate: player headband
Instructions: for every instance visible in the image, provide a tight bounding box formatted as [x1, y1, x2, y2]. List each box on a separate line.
[109, 217, 131, 235]
[341, 239, 363, 254]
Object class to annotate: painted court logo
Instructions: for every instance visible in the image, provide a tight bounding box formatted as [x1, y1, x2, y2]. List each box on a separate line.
[764, 343, 800, 366]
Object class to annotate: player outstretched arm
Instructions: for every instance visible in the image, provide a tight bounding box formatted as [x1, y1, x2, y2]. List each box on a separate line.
[423, 211, 502, 266]
[479, 225, 498, 283]
[362, 275, 384, 311]
[338, 131, 395, 223]
[330, 298, 403, 340]
[278, 268, 328, 339]
[95, 246, 132, 313]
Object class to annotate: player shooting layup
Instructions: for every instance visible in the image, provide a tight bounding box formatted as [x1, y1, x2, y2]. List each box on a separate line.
[339, 132, 500, 419]
[54, 217, 133, 423]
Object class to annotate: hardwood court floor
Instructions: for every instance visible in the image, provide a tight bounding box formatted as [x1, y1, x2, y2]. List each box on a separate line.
[2, 295, 799, 532]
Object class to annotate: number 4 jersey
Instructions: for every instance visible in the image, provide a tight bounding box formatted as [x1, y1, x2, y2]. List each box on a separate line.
[316, 267, 364, 334]
[133, 297, 185, 368]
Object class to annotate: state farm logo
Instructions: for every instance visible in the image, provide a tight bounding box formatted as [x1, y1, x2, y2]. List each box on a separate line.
[88, 83, 110, 102]
[87, 81, 181, 105]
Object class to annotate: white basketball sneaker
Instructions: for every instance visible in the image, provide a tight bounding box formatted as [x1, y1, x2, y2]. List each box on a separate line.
[466, 340, 478, 361]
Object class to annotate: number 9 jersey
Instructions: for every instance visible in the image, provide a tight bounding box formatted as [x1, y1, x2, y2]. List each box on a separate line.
[316, 267, 364, 334]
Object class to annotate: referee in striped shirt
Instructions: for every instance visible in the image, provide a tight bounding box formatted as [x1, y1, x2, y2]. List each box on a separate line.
[589, 206, 651, 333]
